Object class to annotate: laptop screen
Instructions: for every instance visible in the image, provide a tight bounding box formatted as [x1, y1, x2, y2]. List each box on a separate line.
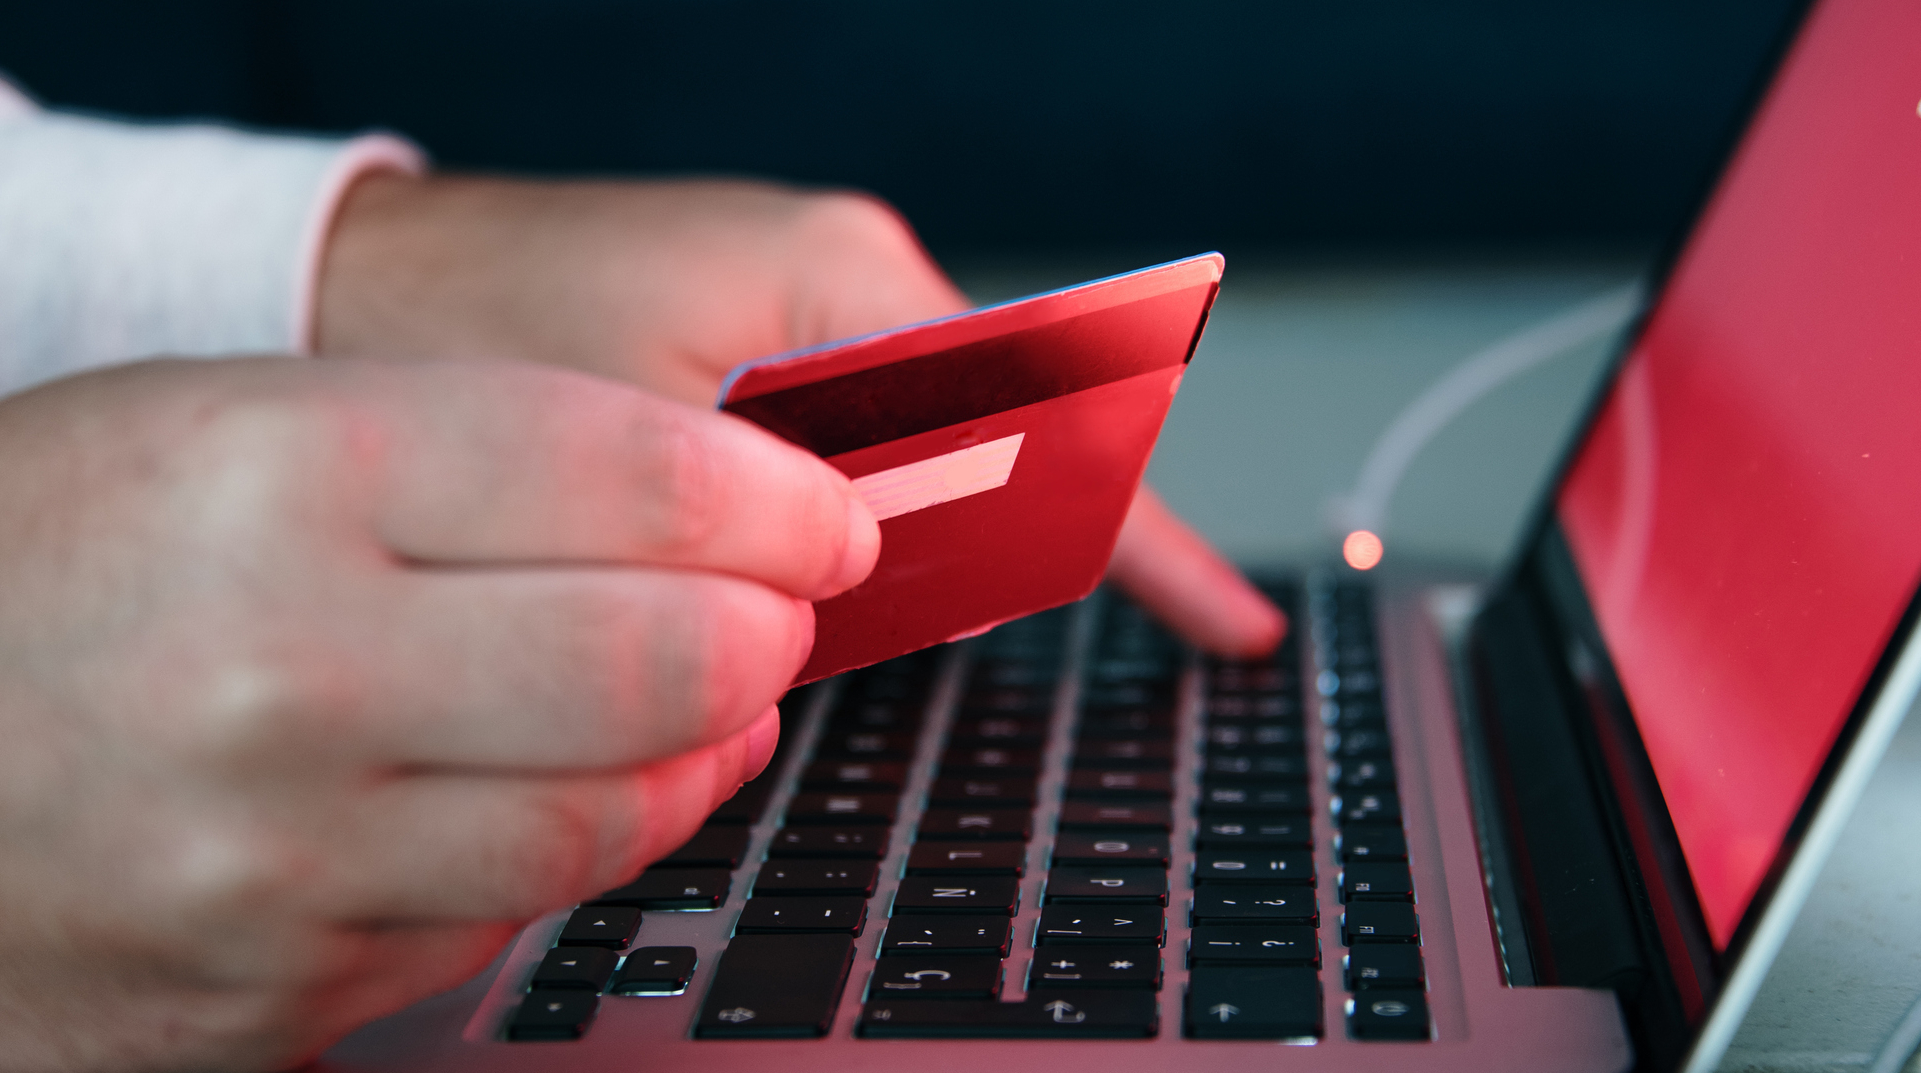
[1555, 0, 1921, 951]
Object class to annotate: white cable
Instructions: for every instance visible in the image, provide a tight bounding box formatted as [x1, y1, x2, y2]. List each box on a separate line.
[1867, 991, 1921, 1073]
[1324, 281, 1645, 543]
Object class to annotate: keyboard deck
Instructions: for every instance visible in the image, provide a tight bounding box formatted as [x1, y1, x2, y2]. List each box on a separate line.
[499, 578, 1433, 1046]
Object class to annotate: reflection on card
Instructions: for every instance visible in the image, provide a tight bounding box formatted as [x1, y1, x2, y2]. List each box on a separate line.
[850, 433, 1025, 521]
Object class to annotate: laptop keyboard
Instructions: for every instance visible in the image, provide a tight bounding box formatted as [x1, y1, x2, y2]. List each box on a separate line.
[504, 578, 1433, 1046]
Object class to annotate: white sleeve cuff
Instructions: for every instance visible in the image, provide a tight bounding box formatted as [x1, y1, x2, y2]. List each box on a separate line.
[0, 107, 426, 394]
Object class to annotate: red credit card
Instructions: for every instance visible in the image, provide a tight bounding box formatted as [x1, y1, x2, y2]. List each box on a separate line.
[718, 254, 1223, 684]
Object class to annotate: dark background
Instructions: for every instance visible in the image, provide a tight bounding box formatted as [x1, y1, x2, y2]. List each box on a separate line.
[0, 0, 1804, 259]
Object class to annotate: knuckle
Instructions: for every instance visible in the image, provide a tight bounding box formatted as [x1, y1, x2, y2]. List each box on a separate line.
[796, 190, 918, 254]
[167, 637, 365, 765]
[634, 413, 725, 557]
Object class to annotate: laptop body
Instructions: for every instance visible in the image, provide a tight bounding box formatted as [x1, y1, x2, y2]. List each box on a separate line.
[320, 0, 1921, 1068]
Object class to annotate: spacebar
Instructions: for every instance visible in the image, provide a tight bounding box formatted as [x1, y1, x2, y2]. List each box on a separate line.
[859, 991, 1158, 1038]
[695, 934, 856, 1038]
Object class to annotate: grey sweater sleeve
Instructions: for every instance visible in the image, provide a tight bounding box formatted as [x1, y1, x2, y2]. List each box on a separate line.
[0, 77, 424, 395]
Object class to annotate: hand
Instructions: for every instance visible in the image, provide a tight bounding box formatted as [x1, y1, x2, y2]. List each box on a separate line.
[317, 176, 1285, 653]
[0, 356, 876, 1071]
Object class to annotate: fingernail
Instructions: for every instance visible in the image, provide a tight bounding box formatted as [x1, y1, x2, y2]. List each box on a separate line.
[744, 707, 781, 781]
[833, 492, 882, 593]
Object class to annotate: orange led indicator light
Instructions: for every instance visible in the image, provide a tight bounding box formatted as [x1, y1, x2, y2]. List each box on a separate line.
[1343, 530, 1384, 571]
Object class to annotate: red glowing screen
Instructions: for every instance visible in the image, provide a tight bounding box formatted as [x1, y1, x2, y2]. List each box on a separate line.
[1557, 0, 1921, 949]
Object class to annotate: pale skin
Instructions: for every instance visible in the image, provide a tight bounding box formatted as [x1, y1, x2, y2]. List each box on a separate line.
[0, 174, 1281, 1072]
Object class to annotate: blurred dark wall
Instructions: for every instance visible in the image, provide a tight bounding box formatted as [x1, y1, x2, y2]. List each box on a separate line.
[0, 1, 1803, 257]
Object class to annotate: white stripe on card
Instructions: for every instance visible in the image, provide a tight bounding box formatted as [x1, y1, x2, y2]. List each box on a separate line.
[850, 433, 1025, 521]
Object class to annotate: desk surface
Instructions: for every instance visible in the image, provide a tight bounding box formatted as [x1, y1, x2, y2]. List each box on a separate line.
[955, 252, 1921, 1073]
[955, 252, 1639, 570]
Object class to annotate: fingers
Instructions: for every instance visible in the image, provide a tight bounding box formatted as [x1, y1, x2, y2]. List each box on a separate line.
[319, 713, 775, 921]
[343, 568, 805, 769]
[785, 192, 973, 345]
[1106, 484, 1287, 657]
[357, 359, 879, 600]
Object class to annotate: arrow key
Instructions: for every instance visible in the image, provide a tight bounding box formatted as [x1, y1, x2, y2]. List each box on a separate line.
[1184, 966, 1321, 1040]
[608, 946, 698, 995]
[529, 946, 620, 991]
[556, 906, 640, 949]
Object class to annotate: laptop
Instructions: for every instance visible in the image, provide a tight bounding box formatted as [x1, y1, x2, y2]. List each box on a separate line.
[319, 0, 1921, 1068]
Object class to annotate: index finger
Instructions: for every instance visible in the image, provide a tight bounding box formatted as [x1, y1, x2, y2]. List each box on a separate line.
[349, 359, 879, 600]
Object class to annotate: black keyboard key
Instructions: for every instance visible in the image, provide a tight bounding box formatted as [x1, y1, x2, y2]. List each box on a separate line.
[959, 687, 1054, 716]
[1206, 722, 1307, 749]
[656, 825, 751, 869]
[1203, 754, 1310, 782]
[1322, 699, 1387, 731]
[870, 956, 1002, 999]
[926, 776, 1037, 807]
[1196, 816, 1314, 849]
[529, 947, 620, 991]
[949, 716, 1049, 745]
[1028, 947, 1162, 989]
[609, 946, 698, 995]
[801, 760, 907, 791]
[1334, 790, 1402, 825]
[941, 746, 1041, 776]
[507, 991, 598, 1040]
[767, 826, 889, 859]
[695, 934, 855, 1038]
[1337, 826, 1408, 861]
[784, 792, 899, 826]
[828, 701, 925, 733]
[1200, 783, 1311, 814]
[591, 868, 729, 910]
[1343, 902, 1420, 944]
[1346, 944, 1424, 990]
[817, 731, 919, 760]
[1191, 885, 1318, 925]
[1341, 862, 1414, 902]
[556, 906, 641, 948]
[1331, 758, 1396, 790]
[1185, 966, 1321, 1039]
[1080, 710, 1176, 738]
[1327, 728, 1394, 760]
[1052, 831, 1171, 867]
[1207, 695, 1300, 721]
[753, 861, 880, 897]
[1209, 661, 1288, 692]
[1073, 738, 1172, 770]
[1194, 849, 1315, 885]
[917, 808, 1032, 841]
[881, 916, 1013, 957]
[735, 896, 867, 934]
[1083, 682, 1174, 711]
[1348, 990, 1431, 1040]
[1036, 907, 1165, 946]
[1188, 925, 1319, 966]
[1044, 867, 1168, 905]
[893, 877, 1021, 915]
[709, 780, 775, 824]
[1058, 802, 1171, 831]
[1065, 769, 1172, 800]
[906, 842, 1026, 876]
[860, 990, 1158, 1038]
